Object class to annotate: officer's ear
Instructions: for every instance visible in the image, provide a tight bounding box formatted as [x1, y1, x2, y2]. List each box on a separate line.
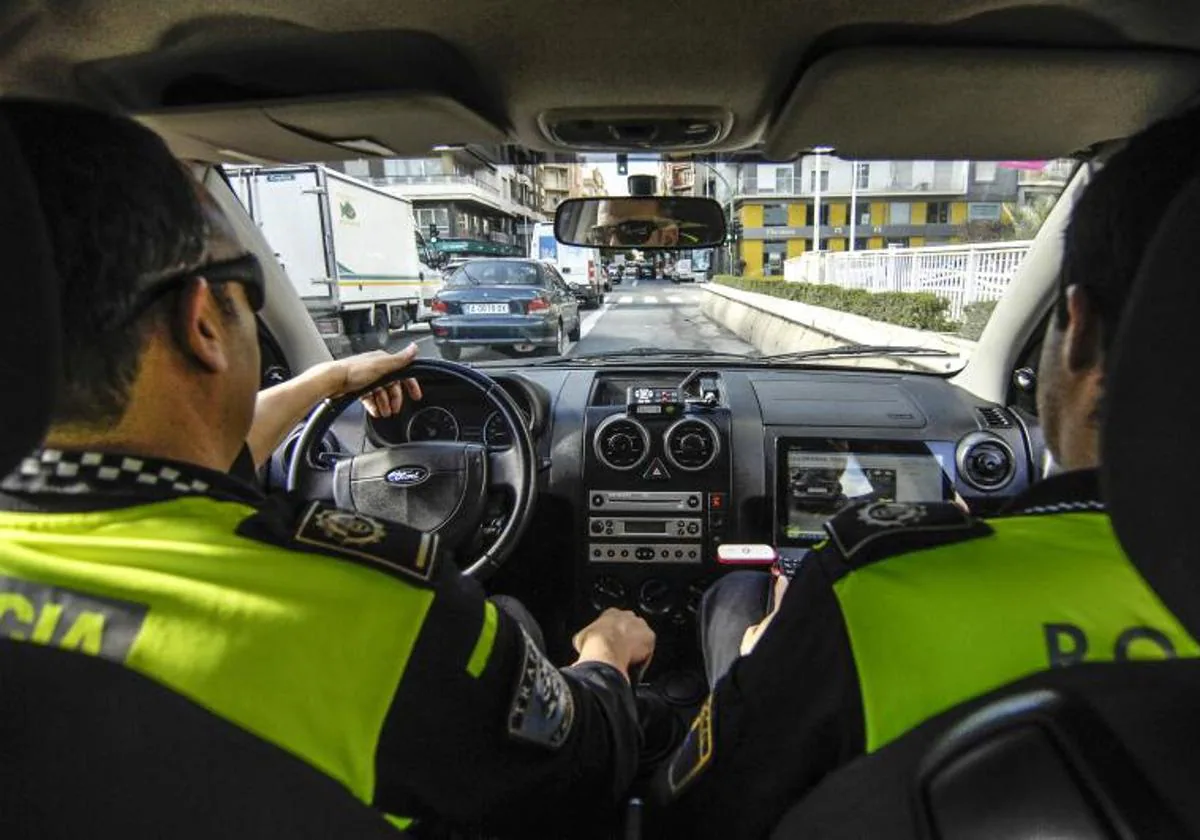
[1060, 285, 1104, 374]
[172, 277, 233, 375]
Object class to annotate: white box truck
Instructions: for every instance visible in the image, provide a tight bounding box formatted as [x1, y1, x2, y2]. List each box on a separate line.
[532, 222, 606, 308]
[227, 164, 442, 351]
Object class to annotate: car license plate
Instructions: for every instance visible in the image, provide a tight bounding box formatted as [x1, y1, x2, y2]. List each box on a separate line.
[464, 303, 509, 314]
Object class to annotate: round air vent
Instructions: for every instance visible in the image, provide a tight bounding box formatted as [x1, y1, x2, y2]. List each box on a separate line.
[594, 415, 651, 471]
[956, 432, 1016, 491]
[663, 418, 721, 471]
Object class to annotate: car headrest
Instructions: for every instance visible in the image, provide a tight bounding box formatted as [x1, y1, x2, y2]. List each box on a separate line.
[1102, 174, 1200, 637]
[0, 115, 59, 477]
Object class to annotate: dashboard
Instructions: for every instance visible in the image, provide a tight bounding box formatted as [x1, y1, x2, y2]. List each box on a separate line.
[300, 363, 1039, 704]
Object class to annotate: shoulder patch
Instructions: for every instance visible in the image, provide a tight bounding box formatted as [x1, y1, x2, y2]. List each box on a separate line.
[507, 628, 575, 750]
[666, 693, 715, 797]
[824, 500, 992, 573]
[236, 498, 439, 585]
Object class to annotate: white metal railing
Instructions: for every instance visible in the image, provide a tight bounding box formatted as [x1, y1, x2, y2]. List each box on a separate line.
[784, 241, 1034, 320]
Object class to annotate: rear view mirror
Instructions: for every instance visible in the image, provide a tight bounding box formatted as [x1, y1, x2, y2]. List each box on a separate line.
[554, 196, 727, 250]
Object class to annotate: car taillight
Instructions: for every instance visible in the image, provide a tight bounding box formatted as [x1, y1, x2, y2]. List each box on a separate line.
[527, 297, 551, 313]
[431, 299, 448, 314]
[588, 260, 595, 281]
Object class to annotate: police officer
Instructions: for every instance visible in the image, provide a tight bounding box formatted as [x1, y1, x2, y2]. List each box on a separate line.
[0, 100, 655, 836]
[653, 106, 1200, 839]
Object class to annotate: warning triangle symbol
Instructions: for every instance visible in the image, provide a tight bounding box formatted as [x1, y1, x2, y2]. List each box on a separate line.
[643, 457, 671, 481]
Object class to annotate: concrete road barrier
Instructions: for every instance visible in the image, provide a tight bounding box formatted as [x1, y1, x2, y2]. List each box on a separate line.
[700, 284, 976, 373]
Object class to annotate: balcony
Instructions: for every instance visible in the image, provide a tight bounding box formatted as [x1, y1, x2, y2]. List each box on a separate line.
[373, 172, 545, 220]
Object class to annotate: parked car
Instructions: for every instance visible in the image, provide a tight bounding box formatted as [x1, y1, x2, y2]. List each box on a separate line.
[622, 264, 638, 281]
[637, 262, 654, 280]
[430, 258, 582, 360]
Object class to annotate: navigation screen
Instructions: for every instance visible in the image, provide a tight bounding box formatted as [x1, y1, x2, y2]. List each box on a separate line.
[778, 439, 949, 543]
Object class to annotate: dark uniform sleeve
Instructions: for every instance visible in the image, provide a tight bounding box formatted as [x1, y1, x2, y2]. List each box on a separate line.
[651, 552, 866, 840]
[372, 553, 640, 837]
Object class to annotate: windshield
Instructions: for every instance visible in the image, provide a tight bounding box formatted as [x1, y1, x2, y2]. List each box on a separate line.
[226, 155, 1073, 369]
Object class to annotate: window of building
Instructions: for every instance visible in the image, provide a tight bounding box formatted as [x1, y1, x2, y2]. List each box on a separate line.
[926, 201, 950, 224]
[776, 167, 795, 194]
[816, 204, 831, 226]
[975, 161, 998, 182]
[892, 161, 913, 188]
[763, 203, 789, 226]
[763, 240, 788, 277]
[933, 161, 957, 190]
[415, 208, 450, 236]
[856, 207, 871, 226]
[809, 169, 830, 192]
[855, 162, 870, 190]
[853, 238, 871, 251]
[342, 160, 371, 179]
[888, 202, 911, 225]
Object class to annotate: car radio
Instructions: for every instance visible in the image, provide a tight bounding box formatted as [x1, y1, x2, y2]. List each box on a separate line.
[589, 516, 703, 539]
[626, 386, 685, 419]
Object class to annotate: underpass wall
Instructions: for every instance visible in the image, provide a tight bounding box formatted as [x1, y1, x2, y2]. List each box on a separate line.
[700, 284, 976, 373]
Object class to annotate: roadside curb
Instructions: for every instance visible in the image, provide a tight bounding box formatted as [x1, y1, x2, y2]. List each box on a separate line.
[700, 284, 975, 373]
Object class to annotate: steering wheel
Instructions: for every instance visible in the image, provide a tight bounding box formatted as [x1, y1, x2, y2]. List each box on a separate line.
[286, 359, 538, 579]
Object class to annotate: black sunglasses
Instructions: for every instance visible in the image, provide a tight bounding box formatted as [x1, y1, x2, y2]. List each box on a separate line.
[122, 254, 266, 325]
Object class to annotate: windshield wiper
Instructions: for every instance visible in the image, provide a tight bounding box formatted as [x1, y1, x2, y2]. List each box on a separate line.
[528, 347, 755, 366]
[760, 345, 958, 363]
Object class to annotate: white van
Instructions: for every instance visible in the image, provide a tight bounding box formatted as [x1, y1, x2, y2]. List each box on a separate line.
[672, 258, 695, 283]
[533, 223, 605, 307]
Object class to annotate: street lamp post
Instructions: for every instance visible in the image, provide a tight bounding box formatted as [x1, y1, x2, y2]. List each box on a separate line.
[698, 162, 737, 275]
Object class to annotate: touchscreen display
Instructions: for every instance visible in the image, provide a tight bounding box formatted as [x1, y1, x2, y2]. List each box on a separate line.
[778, 439, 949, 543]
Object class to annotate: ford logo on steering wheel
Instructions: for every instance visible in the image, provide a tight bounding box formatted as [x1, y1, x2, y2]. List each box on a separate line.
[385, 466, 430, 487]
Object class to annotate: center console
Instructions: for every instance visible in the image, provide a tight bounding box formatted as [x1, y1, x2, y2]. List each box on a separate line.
[579, 378, 731, 700]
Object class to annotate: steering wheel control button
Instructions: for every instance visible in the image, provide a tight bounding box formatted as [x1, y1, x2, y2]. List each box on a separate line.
[642, 458, 671, 481]
[708, 492, 724, 509]
[592, 494, 605, 507]
[590, 520, 605, 534]
[687, 495, 701, 508]
[686, 522, 700, 535]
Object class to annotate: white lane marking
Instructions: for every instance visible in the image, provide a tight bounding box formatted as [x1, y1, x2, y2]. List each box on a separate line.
[618, 295, 634, 304]
[578, 301, 612, 340]
[642, 295, 659, 304]
[667, 295, 683, 304]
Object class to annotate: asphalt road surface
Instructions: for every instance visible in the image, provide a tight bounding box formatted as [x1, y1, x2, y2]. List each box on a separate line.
[399, 277, 757, 363]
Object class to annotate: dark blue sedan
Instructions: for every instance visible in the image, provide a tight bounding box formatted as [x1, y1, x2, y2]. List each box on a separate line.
[430, 259, 582, 360]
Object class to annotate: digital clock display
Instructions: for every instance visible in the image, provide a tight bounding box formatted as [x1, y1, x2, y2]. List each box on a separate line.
[625, 520, 668, 534]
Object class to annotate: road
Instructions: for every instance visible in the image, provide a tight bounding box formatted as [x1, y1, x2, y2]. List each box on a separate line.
[396, 277, 757, 362]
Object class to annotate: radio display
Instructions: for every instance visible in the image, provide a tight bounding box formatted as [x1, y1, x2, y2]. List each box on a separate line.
[776, 438, 951, 545]
[625, 520, 668, 534]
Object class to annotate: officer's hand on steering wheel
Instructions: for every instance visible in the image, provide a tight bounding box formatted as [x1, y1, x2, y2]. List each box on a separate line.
[311, 343, 425, 418]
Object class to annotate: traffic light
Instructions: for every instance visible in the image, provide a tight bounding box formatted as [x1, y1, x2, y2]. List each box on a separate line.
[428, 223, 439, 241]
[729, 218, 744, 242]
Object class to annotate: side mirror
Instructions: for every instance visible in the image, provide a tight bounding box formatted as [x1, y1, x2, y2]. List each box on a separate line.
[555, 196, 727, 250]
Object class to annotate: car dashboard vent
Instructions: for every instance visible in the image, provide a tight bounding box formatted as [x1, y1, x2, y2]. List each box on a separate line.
[977, 406, 1013, 429]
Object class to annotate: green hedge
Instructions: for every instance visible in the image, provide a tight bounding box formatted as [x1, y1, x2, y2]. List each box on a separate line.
[957, 300, 999, 341]
[712, 275, 955, 332]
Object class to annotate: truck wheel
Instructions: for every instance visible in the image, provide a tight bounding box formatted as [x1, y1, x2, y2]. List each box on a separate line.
[439, 344, 462, 361]
[374, 305, 391, 350]
[568, 315, 581, 342]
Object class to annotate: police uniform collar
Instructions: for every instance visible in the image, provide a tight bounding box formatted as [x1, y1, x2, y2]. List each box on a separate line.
[1003, 468, 1104, 517]
[0, 448, 264, 508]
